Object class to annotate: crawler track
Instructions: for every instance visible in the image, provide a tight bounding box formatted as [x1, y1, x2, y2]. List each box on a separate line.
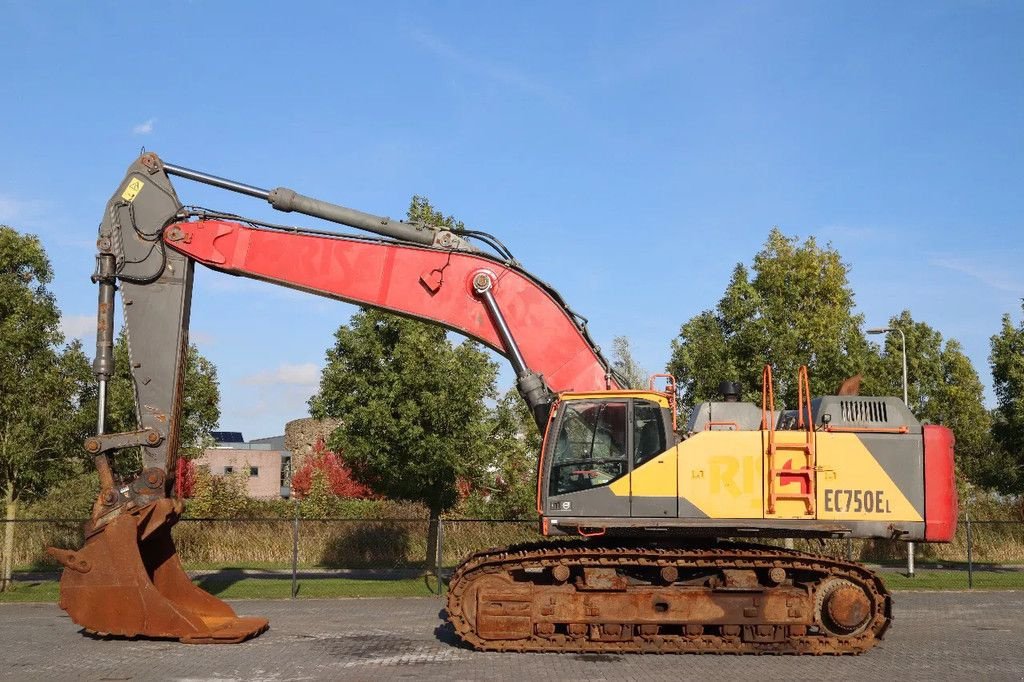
[446, 540, 891, 655]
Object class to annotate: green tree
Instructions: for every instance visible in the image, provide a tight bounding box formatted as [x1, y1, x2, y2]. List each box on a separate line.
[309, 197, 497, 567]
[611, 336, 650, 390]
[990, 303, 1024, 493]
[865, 311, 996, 489]
[310, 309, 499, 563]
[0, 227, 93, 590]
[463, 389, 541, 519]
[102, 330, 221, 477]
[406, 195, 465, 232]
[668, 228, 871, 410]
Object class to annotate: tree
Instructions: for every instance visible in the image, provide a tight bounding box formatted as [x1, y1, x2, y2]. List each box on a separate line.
[462, 390, 541, 519]
[865, 311, 994, 487]
[102, 330, 221, 477]
[611, 336, 649, 390]
[0, 226, 93, 590]
[669, 228, 871, 409]
[310, 309, 498, 534]
[310, 197, 498, 569]
[291, 438, 375, 500]
[990, 303, 1024, 493]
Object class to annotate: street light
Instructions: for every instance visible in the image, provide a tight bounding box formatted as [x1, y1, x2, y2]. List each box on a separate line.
[866, 327, 908, 406]
[867, 325, 913, 577]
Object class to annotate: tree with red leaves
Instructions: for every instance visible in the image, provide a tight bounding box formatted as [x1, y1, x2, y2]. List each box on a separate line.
[175, 458, 197, 498]
[291, 438, 374, 499]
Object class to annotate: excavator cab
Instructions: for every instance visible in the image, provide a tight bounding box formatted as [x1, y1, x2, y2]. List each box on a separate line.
[539, 386, 678, 529]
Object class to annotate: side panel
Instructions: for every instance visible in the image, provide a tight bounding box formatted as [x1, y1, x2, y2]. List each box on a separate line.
[678, 432, 764, 519]
[815, 433, 923, 527]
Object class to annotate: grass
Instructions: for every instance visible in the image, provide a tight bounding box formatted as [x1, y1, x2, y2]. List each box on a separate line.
[0, 575, 440, 603]
[4, 566, 1020, 604]
[880, 569, 1023, 591]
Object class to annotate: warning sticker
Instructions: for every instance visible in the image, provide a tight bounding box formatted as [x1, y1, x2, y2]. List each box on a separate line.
[121, 177, 145, 202]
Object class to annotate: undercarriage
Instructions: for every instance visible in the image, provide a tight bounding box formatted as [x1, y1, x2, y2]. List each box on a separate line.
[446, 540, 891, 654]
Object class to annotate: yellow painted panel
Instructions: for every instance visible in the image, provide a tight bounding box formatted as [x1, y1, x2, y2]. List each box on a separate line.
[815, 433, 922, 522]
[609, 446, 678, 498]
[678, 431, 763, 519]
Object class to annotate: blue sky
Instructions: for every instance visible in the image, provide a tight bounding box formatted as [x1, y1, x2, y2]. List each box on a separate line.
[1, 1, 1021, 439]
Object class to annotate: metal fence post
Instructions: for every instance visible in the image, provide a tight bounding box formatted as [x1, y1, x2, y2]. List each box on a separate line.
[436, 519, 445, 596]
[966, 514, 973, 590]
[291, 500, 300, 599]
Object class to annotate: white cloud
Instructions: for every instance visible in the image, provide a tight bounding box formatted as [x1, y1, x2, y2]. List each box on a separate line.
[132, 118, 156, 135]
[930, 256, 1023, 293]
[60, 313, 96, 340]
[241, 362, 320, 386]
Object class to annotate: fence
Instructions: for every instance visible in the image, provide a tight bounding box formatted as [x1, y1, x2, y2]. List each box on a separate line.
[2, 516, 1022, 596]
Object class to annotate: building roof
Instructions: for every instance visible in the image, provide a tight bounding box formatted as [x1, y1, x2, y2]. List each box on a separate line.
[249, 434, 287, 451]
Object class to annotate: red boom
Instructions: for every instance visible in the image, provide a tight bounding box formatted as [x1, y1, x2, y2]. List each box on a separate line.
[165, 219, 617, 394]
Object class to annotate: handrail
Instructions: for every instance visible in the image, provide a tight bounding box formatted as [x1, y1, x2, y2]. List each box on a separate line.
[824, 425, 909, 434]
[797, 365, 813, 431]
[760, 364, 776, 431]
[648, 373, 678, 431]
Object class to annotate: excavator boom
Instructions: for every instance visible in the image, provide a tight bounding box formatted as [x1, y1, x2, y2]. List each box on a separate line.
[49, 152, 620, 644]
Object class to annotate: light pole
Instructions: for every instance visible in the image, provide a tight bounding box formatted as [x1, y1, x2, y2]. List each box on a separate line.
[867, 326, 912, 577]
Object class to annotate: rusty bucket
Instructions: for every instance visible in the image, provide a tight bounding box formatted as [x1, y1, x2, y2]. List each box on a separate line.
[47, 498, 268, 644]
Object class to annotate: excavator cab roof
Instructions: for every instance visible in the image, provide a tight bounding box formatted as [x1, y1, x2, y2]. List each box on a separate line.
[559, 391, 671, 408]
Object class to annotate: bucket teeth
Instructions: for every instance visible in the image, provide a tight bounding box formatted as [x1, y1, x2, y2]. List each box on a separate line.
[48, 498, 268, 644]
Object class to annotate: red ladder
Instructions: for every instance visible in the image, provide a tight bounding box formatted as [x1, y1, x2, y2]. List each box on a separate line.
[762, 365, 816, 516]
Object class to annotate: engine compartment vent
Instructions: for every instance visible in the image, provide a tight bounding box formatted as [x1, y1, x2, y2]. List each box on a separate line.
[840, 400, 889, 424]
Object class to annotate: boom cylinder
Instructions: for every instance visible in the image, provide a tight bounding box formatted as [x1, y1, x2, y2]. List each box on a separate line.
[472, 271, 553, 428]
[162, 161, 457, 248]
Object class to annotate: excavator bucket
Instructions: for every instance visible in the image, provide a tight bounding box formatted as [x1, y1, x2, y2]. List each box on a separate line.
[47, 498, 268, 644]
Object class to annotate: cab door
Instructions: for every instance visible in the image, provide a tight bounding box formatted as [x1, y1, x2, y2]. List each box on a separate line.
[628, 400, 677, 517]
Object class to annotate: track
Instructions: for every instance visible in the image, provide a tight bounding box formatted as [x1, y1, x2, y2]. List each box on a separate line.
[446, 540, 891, 655]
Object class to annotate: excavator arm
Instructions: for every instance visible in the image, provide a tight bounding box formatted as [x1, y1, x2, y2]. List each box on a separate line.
[48, 152, 620, 643]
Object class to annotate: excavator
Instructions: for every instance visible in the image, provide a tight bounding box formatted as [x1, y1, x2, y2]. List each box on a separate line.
[47, 152, 957, 654]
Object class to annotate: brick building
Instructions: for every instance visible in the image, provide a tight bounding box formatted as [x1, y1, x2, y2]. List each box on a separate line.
[193, 431, 292, 499]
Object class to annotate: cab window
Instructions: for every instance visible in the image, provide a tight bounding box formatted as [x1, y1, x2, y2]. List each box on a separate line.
[633, 400, 666, 468]
[549, 401, 627, 496]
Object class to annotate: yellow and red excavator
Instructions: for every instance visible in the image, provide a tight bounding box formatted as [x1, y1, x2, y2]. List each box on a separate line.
[48, 153, 957, 654]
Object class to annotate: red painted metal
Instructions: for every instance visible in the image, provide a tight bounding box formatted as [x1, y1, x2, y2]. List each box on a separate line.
[165, 219, 616, 395]
[923, 424, 957, 541]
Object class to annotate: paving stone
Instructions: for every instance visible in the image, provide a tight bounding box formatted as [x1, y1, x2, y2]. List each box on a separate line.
[2, 592, 1022, 681]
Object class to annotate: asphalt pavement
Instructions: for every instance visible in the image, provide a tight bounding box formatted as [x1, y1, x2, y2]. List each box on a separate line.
[2, 592, 1022, 681]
